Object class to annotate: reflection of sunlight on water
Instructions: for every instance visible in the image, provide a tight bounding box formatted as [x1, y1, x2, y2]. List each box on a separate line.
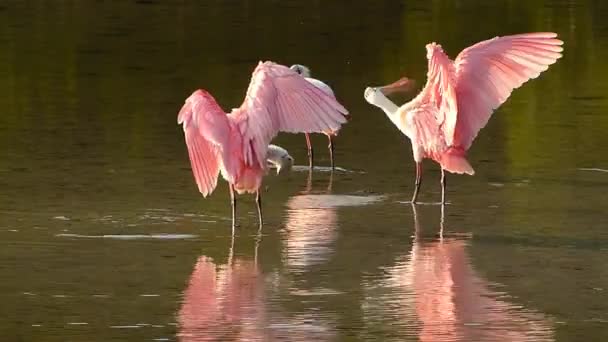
[283, 194, 383, 270]
[362, 206, 554, 342]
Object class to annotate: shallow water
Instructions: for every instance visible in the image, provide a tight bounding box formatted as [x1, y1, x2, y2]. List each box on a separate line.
[1, 1, 608, 341]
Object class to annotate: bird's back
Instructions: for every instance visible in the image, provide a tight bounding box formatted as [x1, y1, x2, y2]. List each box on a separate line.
[306, 77, 335, 98]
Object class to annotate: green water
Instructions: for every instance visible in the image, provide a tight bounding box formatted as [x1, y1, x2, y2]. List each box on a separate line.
[1, 1, 607, 341]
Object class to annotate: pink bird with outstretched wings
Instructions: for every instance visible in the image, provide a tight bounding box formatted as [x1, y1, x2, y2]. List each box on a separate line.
[364, 32, 563, 203]
[178, 61, 349, 229]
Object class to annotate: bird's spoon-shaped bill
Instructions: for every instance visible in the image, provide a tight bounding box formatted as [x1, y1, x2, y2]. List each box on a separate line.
[379, 77, 416, 95]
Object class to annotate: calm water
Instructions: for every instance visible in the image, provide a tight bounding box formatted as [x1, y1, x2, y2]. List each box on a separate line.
[1, 1, 608, 341]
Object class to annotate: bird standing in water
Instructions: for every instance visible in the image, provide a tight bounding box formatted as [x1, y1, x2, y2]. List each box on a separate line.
[290, 64, 347, 169]
[178, 61, 348, 231]
[364, 32, 563, 204]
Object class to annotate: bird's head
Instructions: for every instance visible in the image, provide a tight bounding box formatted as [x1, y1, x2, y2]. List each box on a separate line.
[364, 77, 415, 106]
[290, 64, 311, 78]
[266, 145, 294, 175]
[277, 154, 295, 175]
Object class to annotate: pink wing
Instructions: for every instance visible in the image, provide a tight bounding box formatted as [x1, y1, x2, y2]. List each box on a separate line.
[421, 33, 563, 150]
[418, 42, 458, 131]
[237, 61, 349, 168]
[178, 90, 231, 197]
[451, 32, 563, 148]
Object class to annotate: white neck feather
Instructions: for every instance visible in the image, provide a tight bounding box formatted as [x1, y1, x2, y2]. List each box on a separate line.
[372, 92, 401, 126]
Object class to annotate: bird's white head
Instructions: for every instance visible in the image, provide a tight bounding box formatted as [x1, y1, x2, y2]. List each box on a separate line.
[266, 144, 294, 175]
[363, 87, 385, 107]
[290, 64, 311, 78]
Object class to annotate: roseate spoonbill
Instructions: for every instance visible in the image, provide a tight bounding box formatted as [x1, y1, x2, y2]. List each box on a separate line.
[178, 61, 348, 230]
[290, 64, 346, 169]
[266, 144, 294, 175]
[364, 32, 563, 203]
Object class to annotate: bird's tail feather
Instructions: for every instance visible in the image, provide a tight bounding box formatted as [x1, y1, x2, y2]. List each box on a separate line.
[440, 148, 475, 175]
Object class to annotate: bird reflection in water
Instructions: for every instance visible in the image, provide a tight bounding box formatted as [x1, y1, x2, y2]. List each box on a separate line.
[177, 231, 268, 341]
[385, 204, 554, 342]
[178, 227, 337, 341]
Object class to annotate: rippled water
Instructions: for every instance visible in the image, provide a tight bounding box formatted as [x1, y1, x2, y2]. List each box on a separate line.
[1, 1, 608, 341]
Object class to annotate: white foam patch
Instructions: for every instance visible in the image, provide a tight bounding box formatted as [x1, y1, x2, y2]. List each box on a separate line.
[579, 167, 608, 173]
[290, 288, 343, 296]
[56, 233, 197, 240]
[291, 165, 364, 173]
[397, 201, 449, 206]
[287, 194, 384, 209]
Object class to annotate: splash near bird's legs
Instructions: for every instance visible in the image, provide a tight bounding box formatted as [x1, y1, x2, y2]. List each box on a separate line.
[230, 184, 237, 234]
[256, 190, 263, 228]
[305, 133, 314, 169]
[328, 135, 335, 170]
[441, 168, 447, 204]
[411, 162, 423, 203]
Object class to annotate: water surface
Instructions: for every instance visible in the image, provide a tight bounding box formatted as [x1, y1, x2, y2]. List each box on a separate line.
[1, 1, 608, 341]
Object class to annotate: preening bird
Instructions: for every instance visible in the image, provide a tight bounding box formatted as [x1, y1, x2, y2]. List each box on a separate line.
[364, 32, 563, 203]
[266, 144, 294, 175]
[290, 64, 347, 169]
[178, 61, 348, 230]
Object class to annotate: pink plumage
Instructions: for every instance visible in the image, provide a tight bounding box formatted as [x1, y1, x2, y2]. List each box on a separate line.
[178, 61, 349, 227]
[364, 32, 563, 203]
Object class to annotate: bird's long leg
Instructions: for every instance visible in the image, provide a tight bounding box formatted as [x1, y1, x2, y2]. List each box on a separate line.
[254, 215, 263, 265]
[228, 226, 235, 266]
[305, 133, 314, 169]
[230, 184, 237, 234]
[411, 203, 420, 238]
[439, 201, 445, 240]
[440, 168, 447, 205]
[305, 164, 313, 193]
[327, 134, 335, 170]
[256, 190, 263, 229]
[411, 162, 423, 203]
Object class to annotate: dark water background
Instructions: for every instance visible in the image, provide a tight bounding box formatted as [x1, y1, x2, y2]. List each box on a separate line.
[1, 1, 607, 341]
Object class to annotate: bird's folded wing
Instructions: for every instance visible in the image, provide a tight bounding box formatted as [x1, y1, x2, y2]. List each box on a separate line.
[405, 105, 445, 158]
[451, 32, 563, 149]
[178, 90, 229, 196]
[239, 61, 349, 168]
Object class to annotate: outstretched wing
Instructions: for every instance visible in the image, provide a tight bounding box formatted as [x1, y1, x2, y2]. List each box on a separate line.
[451, 32, 563, 149]
[177, 90, 230, 197]
[418, 43, 459, 138]
[237, 61, 349, 168]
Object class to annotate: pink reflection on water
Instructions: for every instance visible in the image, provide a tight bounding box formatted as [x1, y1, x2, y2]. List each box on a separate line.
[178, 255, 267, 341]
[388, 205, 554, 341]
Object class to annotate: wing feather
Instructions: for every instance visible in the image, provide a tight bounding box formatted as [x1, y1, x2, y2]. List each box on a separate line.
[451, 33, 563, 148]
[178, 90, 230, 197]
[238, 61, 349, 168]
[418, 33, 562, 150]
